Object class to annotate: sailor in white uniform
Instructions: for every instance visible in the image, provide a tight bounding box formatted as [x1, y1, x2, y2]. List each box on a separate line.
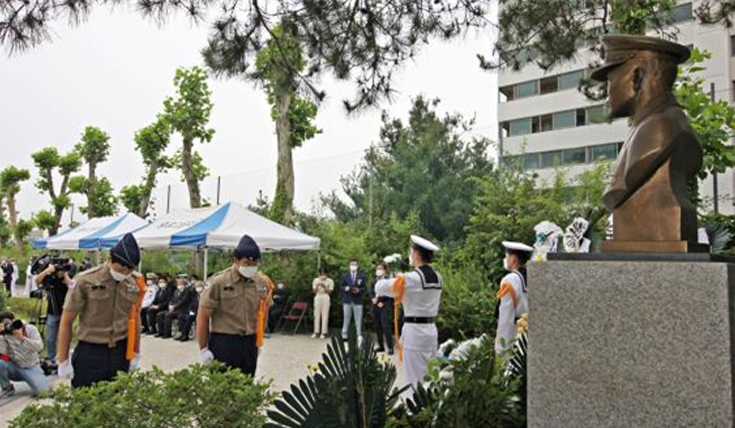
[375, 235, 442, 392]
[494, 241, 533, 354]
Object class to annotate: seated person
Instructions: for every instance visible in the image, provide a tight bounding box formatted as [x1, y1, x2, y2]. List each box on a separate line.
[0, 312, 51, 398]
[146, 276, 175, 335]
[176, 281, 203, 342]
[140, 272, 160, 334]
[268, 281, 290, 333]
[156, 275, 194, 338]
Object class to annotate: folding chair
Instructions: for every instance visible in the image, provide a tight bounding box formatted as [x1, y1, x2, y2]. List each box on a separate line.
[278, 302, 309, 334]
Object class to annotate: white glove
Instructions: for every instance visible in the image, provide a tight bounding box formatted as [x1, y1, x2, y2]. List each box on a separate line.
[258, 347, 263, 356]
[58, 359, 74, 380]
[129, 353, 141, 372]
[200, 348, 215, 364]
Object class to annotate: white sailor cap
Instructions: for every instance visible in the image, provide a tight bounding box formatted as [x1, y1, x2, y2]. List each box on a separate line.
[502, 241, 534, 253]
[411, 235, 440, 253]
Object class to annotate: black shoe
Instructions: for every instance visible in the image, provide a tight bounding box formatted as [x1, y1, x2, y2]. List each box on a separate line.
[178, 337, 190, 342]
[141, 328, 149, 334]
[146, 330, 157, 336]
[387, 349, 395, 356]
[160, 334, 171, 339]
[374, 347, 386, 353]
[154, 333, 163, 337]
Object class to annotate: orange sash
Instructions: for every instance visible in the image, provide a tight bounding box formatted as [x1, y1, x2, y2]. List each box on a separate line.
[256, 276, 275, 348]
[127, 275, 147, 360]
[392, 275, 407, 362]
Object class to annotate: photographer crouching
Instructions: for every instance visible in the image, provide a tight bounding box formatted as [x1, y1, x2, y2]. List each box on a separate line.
[33, 257, 75, 368]
[0, 312, 51, 398]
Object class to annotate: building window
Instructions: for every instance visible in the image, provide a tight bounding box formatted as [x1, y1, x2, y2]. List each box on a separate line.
[591, 143, 619, 161]
[540, 76, 559, 94]
[559, 70, 583, 90]
[563, 147, 588, 165]
[540, 114, 554, 132]
[553, 110, 576, 129]
[517, 81, 538, 98]
[540, 151, 563, 168]
[670, 3, 693, 23]
[523, 153, 540, 170]
[509, 118, 532, 136]
[587, 105, 608, 124]
[576, 109, 587, 126]
[499, 86, 514, 102]
[731, 36, 735, 57]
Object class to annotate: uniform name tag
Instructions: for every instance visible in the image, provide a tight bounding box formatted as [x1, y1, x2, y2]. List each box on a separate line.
[126, 284, 139, 293]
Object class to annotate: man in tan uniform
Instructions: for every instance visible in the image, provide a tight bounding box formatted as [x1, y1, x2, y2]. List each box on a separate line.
[57, 233, 145, 388]
[197, 235, 273, 376]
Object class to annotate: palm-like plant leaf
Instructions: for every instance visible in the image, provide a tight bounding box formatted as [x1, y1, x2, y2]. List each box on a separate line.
[267, 325, 397, 428]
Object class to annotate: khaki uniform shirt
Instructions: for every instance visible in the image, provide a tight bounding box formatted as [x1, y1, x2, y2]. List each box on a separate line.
[63, 264, 142, 347]
[200, 266, 271, 336]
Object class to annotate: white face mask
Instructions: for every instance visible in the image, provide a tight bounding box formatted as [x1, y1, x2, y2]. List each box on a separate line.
[408, 248, 414, 267]
[238, 265, 258, 278]
[146, 280, 153, 286]
[158, 282, 166, 287]
[177, 285, 185, 290]
[110, 268, 131, 282]
[195, 287, 203, 293]
[376, 269, 385, 277]
[277, 283, 285, 289]
[349, 265, 358, 273]
[503, 256, 510, 271]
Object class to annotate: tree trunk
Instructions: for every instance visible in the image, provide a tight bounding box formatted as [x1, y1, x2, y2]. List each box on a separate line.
[46, 168, 62, 235]
[139, 159, 159, 218]
[272, 90, 294, 226]
[181, 136, 202, 208]
[88, 163, 97, 217]
[6, 191, 23, 254]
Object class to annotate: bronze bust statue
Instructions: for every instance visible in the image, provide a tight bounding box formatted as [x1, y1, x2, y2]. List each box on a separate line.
[592, 35, 706, 253]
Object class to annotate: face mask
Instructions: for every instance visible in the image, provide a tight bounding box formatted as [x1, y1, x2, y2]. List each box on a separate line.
[376, 269, 385, 277]
[350, 265, 358, 273]
[238, 265, 258, 278]
[146, 280, 153, 286]
[158, 282, 166, 287]
[503, 256, 510, 271]
[277, 283, 285, 289]
[196, 287, 203, 293]
[177, 285, 185, 290]
[110, 268, 130, 282]
[408, 249, 414, 267]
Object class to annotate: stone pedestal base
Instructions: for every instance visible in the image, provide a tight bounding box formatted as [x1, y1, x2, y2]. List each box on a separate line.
[528, 259, 735, 428]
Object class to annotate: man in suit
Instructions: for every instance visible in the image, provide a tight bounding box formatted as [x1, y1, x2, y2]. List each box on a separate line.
[339, 259, 366, 341]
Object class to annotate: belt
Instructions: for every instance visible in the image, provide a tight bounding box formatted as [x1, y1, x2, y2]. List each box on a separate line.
[404, 316, 436, 324]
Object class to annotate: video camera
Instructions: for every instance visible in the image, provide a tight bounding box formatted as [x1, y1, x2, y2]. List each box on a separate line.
[31, 255, 74, 276]
[1, 319, 23, 335]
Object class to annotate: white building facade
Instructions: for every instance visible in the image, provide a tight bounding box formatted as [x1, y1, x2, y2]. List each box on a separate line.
[498, 1, 735, 214]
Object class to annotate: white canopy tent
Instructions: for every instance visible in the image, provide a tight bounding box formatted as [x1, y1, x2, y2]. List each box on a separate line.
[131, 202, 321, 278]
[33, 213, 148, 251]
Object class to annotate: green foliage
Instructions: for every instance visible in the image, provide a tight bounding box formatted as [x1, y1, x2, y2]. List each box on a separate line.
[33, 210, 57, 235]
[332, 96, 494, 243]
[135, 118, 172, 167]
[10, 363, 274, 428]
[675, 47, 735, 200]
[266, 327, 401, 428]
[70, 176, 118, 217]
[163, 67, 215, 144]
[465, 161, 611, 280]
[119, 184, 145, 216]
[388, 336, 524, 428]
[0, 166, 31, 192]
[31, 147, 82, 234]
[433, 263, 495, 342]
[170, 150, 210, 182]
[701, 213, 735, 255]
[488, 0, 677, 71]
[75, 126, 111, 167]
[14, 218, 34, 242]
[285, 95, 322, 149]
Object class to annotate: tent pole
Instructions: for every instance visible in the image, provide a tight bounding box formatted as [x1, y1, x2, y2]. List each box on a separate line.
[317, 250, 321, 272]
[204, 248, 209, 281]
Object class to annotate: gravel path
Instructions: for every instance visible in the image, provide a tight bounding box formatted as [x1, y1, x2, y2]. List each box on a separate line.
[0, 332, 347, 427]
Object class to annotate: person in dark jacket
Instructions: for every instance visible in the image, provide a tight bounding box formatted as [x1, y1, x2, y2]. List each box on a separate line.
[370, 262, 394, 354]
[156, 275, 194, 338]
[268, 281, 290, 334]
[340, 260, 367, 341]
[176, 281, 203, 342]
[145, 276, 176, 335]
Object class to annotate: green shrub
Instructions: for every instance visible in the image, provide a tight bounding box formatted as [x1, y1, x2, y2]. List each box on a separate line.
[10, 363, 274, 428]
[387, 335, 524, 428]
[434, 263, 496, 343]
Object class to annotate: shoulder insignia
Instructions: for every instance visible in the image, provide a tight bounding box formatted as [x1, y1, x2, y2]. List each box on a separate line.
[68, 280, 77, 290]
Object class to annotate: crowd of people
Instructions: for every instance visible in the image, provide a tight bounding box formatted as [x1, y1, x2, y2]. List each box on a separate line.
[0, 231, 534, 404]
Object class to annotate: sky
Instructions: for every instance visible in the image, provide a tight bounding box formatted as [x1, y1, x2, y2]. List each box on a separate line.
[0, 5, 498, 228]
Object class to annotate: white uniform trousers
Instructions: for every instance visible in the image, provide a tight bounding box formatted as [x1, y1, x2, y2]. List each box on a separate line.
[313, 294, 331, 335]
[399, 323, 438, 396]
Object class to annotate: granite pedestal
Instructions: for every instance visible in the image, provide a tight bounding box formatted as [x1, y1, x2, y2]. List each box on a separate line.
[528, 257, 735, 428]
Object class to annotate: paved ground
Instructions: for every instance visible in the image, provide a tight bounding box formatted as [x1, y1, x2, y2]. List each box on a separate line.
[0, 332, 365, 427]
